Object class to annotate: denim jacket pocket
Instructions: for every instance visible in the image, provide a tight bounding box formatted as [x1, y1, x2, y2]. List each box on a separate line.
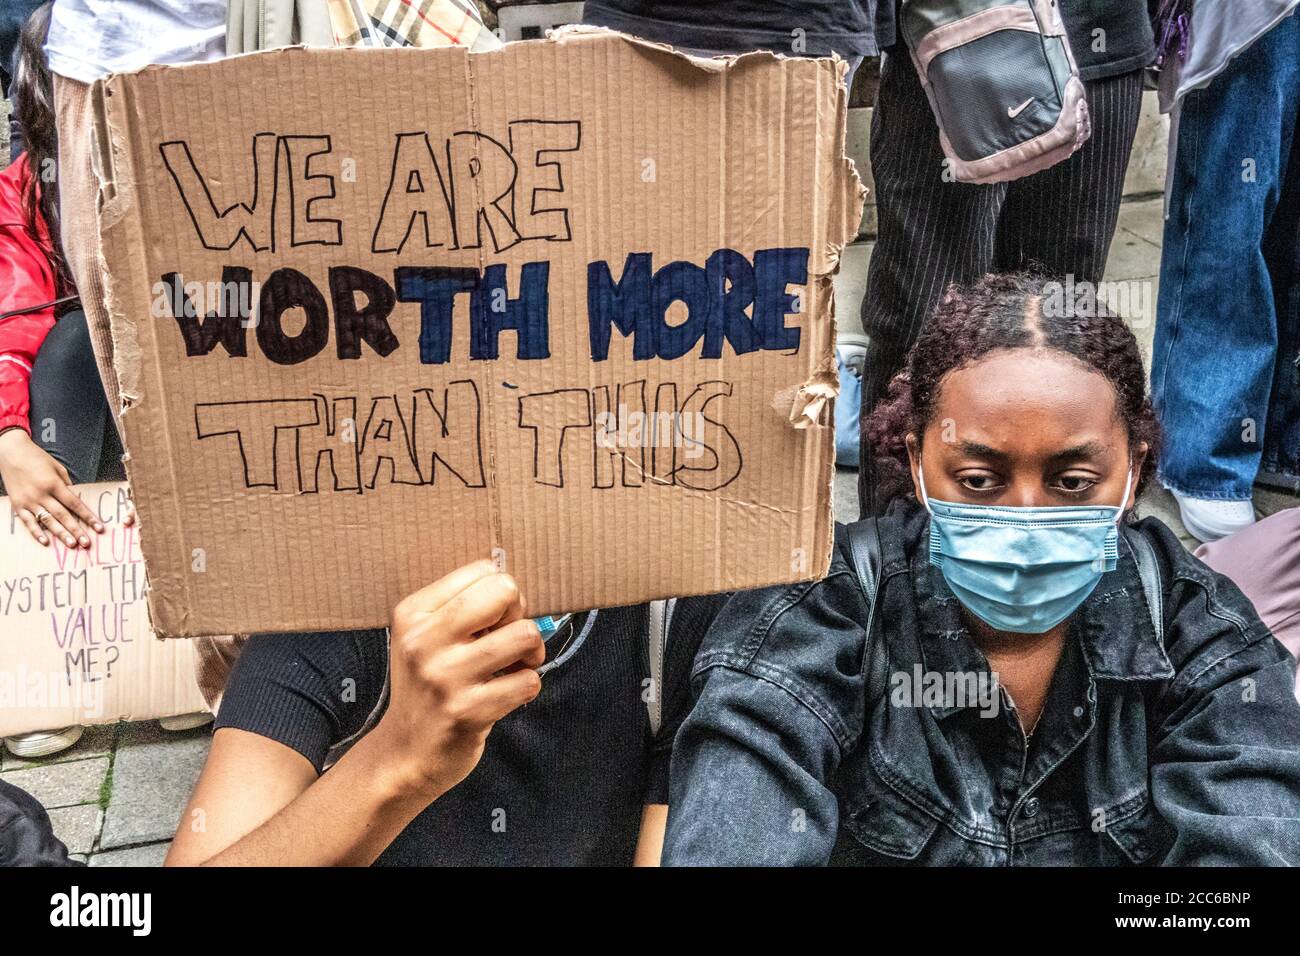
[837, 774, 942, 861]
[1101, 791, 1174, 864]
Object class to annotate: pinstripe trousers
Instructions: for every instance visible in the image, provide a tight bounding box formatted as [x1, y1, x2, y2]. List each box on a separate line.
[857, 51, 1145, 514]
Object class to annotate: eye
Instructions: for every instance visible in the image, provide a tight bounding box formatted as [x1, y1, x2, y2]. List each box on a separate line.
[956, 471, 1004, 493]
[1052, 474, 1098, 496]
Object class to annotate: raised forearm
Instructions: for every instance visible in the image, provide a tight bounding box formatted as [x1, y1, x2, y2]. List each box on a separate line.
[198, 735, 434, 867]
[175, 563, 542, 866]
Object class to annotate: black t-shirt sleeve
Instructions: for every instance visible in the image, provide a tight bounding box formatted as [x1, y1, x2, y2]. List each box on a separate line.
[213, 628, 388, 771]
[644, 593, 731, 804]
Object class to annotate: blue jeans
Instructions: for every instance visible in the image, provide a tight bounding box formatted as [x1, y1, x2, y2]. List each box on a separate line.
[1153, 13, 1300, 500]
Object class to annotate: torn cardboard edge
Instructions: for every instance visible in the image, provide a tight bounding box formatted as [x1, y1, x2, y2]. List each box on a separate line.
[548, 30, 867, 431]
[94, 77, 197, 636]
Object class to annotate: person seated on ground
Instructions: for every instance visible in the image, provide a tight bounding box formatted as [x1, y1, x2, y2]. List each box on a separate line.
[1196, 507, 1300, 703]
[166, 560, 726, 866]
[0, 1, 122, 549]
[0, 2, 133, 761]
[663, 271, 1300, 866]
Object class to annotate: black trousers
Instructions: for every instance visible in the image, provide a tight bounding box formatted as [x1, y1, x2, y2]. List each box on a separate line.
[27, 309, 124, 484]
[0, 779, 80, 866]
[857, 51, 1145, 515]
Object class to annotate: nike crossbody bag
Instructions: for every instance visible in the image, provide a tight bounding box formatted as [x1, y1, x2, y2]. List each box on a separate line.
[899, 0, 1091, 184]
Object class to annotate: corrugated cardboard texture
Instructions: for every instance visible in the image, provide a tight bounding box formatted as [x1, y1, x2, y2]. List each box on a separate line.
[0, 483, 208, 735]
[93, 30, 864, 637]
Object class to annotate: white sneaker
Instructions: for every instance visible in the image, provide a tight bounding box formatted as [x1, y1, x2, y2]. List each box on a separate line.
[3, 726, 85, 759]
[1172, 492, 1256, 543]
[158, 712, 214, 732]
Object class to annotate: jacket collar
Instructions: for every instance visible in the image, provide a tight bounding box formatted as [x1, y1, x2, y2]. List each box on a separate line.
[1073, 532, 1175, 681]
[889, 500, 1174, 719]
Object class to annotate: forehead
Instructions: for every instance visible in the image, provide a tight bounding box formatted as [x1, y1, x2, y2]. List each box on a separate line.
[928, 349, 1126, 451]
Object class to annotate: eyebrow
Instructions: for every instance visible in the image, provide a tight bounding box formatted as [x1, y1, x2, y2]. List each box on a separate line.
[954, 441, 1013, 463]
[1046, 441, 1110, 464]
[949, 440, 1111, 466]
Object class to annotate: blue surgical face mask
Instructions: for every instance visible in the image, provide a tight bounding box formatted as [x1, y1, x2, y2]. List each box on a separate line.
[918, 464, 1133, 635]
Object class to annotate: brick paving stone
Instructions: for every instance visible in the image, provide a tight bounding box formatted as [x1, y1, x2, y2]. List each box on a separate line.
[1122, 95, 1170, 197]
[833, 467, 859, 524]
[99, 723, 210, 850]
[0, 755, 109, 809]
[1115, 197, 1166, 248]
[89, 842, 170, 867]
[46, 804, 102, 856]
[1102, 228, 1161, 285]
[832, 242, 873, 338]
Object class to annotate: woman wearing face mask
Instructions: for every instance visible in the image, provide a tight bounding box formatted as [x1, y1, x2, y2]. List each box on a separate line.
[663, 272, 1300, 866]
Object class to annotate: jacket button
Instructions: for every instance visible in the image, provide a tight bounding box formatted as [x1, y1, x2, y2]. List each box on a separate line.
[1022, 797, 1041, 819]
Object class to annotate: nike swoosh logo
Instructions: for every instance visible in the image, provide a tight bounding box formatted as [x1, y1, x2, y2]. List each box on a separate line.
[1008, 98, 1034, 118]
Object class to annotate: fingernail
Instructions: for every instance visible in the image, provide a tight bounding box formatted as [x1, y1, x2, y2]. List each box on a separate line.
[93, 522, 104, 532]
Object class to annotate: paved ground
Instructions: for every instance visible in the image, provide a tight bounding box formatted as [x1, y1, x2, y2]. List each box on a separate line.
[2, 721, 210, 865]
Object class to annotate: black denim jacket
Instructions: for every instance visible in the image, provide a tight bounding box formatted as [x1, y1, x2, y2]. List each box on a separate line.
[664, 501, 1300, 865]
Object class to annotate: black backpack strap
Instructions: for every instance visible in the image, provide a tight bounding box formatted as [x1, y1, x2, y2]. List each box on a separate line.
[843, 518, 889, 705]
[1125, 528, 1165, 646]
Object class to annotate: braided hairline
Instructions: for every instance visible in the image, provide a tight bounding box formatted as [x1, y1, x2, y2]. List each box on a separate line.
[865, 272, 1162, 507]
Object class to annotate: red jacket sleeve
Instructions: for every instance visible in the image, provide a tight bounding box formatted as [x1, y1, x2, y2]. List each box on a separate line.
[0, 154, 58, 436]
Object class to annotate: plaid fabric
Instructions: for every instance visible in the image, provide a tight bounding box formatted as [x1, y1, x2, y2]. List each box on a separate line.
[331, 0, 497, 50]
[328, 0, 378, 46]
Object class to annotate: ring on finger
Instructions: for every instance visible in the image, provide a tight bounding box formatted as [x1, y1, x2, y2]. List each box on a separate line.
[33, 507, 52, 526]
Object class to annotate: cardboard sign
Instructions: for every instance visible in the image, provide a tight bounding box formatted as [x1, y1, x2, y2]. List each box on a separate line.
[0, 483, 207, 736]
[92, 29, 864, 637]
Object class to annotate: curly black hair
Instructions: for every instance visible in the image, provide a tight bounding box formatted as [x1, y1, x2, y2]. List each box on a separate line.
[864, 271, 1162, 509]
[11, 2, 71, 297]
